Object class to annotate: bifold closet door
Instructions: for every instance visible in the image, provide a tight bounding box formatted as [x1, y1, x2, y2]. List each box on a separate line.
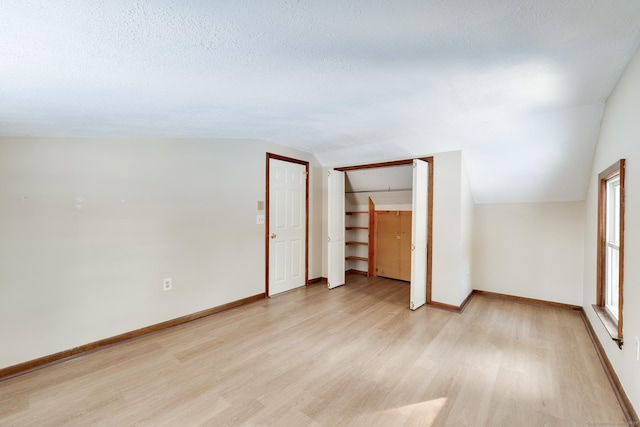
[327, 169, 345, 289]
[410, 159, 429, 310]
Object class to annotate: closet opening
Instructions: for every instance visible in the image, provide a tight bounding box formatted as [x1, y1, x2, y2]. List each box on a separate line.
[327, 157, 433, 310]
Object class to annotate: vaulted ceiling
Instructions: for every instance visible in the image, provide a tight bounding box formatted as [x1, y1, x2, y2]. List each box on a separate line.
[2, 1, 640, 203]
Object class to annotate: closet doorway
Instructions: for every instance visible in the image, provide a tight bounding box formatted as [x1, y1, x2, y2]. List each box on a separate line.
[327, 158, 433, 310]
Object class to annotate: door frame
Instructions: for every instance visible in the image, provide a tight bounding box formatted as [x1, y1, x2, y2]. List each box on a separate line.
[335, 157, 434, 303]
[265, 153, 310, 296]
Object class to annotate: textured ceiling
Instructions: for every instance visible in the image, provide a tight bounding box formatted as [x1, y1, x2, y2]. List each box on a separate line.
[2, 1, 640, 203]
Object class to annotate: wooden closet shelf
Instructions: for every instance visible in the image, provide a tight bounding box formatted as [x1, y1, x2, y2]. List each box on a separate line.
[345, 256, 368, 262]
[346, 241, 368, 246]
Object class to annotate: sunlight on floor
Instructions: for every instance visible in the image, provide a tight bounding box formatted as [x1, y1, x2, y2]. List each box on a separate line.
[352, 397, 448, 425]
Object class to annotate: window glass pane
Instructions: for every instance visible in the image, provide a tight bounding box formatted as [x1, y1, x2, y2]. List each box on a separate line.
[614, 182, 620, 242]
[606, 176, 620, 245]
[606, 245, 619, 320]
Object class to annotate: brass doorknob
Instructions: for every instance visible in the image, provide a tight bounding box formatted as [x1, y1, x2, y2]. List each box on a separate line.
[271, 233, 277, 239]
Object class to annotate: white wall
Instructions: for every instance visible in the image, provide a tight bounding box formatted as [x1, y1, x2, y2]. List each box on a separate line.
[373, 204, 412, 211]
[430, 150, 474, 307]
[459, 154, 474, 303]
[0, 137, 322, 369]
[430, 151, 461, 305]
[473, 202, 585, 305]
[583, 45, 640, 413]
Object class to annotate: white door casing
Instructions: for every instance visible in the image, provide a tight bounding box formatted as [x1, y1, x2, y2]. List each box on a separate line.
[410, 159, 429, 310]
[268, 158, 306, 296]
[327, 169, 345, 289]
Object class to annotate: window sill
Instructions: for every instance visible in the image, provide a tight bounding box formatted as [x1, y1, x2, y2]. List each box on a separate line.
[592, 305, 623, 349]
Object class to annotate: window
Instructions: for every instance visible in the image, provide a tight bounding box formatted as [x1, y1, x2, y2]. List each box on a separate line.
[594, 159, 625, 348]
[604, 175, 620, 320]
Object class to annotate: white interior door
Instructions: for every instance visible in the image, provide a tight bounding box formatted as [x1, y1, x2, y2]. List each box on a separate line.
[269, 159, 306, 296]
[410, 159, 429, 310]
[327, 169, 345, 289]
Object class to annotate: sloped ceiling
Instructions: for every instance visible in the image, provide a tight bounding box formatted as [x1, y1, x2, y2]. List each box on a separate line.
[345, 166, 413, 207]
[2, 1, 640, 203]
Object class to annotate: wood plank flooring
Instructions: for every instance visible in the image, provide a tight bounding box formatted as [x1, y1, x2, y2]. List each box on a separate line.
[0, 274, 626, 426]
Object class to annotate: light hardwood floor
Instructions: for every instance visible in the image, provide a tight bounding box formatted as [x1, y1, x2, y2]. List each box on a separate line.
[0, 274, 626, 426]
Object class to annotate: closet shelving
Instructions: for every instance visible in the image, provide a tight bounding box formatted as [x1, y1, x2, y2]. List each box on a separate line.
[345, 211, 369, 275]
